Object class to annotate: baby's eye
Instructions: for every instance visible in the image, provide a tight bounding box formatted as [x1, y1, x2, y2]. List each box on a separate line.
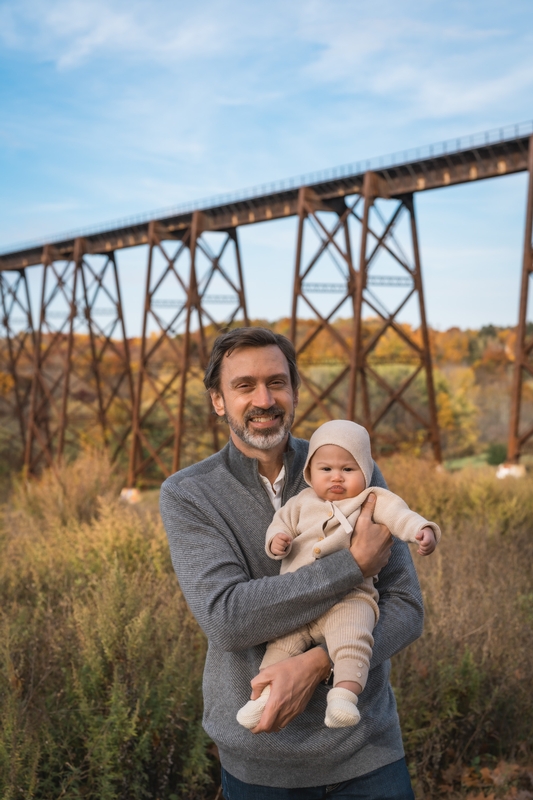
[321, 467, 331, 472]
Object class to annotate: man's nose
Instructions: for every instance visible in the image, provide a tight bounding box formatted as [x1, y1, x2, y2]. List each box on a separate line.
[251, 383, 274, 408]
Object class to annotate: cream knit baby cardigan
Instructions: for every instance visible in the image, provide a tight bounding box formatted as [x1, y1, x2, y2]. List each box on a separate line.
[266, 486, 441, 571]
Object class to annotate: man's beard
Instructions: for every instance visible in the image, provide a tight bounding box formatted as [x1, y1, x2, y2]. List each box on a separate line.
[225, 404, 294, 450]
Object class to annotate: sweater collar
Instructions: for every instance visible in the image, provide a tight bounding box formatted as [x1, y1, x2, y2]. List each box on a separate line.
[225, 434, 302, 494]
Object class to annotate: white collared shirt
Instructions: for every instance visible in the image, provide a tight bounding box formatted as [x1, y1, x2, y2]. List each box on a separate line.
[259, 466, 286, 511]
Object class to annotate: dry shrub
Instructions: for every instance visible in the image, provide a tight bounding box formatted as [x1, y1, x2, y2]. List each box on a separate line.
[11, 448, 124, 528]
[382, 456, 533, 798]
[0, 453, 212, 800]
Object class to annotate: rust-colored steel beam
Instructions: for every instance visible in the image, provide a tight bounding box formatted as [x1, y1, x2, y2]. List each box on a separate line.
[24, 242, 134, 472]
[127, 215, 248, 486]
[2, 125, 531, 272]
[508, 135, 533, 462]
[405, 195, 441, 462]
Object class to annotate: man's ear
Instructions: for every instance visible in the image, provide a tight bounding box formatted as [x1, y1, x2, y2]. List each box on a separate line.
[210, 389, 225, 417]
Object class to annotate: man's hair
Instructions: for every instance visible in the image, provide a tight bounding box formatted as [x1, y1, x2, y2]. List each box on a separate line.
[204, 327, 301, 393]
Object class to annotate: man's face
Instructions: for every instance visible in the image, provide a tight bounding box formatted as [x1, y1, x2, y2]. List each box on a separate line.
[210, 345, 298, 452]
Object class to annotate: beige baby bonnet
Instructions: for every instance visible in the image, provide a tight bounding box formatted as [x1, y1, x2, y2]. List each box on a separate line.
[303, 420, 373, 489]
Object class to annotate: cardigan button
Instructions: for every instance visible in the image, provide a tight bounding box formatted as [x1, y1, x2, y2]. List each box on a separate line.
[314, 547, 321, 555]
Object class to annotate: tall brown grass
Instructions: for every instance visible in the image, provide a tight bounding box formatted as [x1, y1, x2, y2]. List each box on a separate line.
[384, 456, 533, 798]
[0, 453, 211, 799]
[1, 453, 532, 798]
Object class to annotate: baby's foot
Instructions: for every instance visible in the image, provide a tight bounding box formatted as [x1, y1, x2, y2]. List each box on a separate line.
[236, 685, 271, 730]
[324, 687, 360, 728]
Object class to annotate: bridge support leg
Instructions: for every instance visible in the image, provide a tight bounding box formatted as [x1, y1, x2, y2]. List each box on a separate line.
[128, 217, 248, 486]
[350, 175, 441, 460]
[25, 246, 72, 471]
[406, 196, 441, 462]
[0, 269, 35, 461]
[289, 174, 440, 458]
[290, 187, 358, 436]
[508, 135, 533, 463]
[25, 242, 134, 473]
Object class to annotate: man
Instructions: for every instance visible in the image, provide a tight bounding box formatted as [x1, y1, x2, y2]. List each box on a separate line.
[160, 327, 423, 799]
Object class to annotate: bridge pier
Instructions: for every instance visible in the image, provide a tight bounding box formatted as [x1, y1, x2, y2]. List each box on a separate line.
[289, 174, 441, 460]
[0, 268, 34, 457]
[508, 134, 533, 463]
[23, 241, 134, 473]
[127, 213, 249, 486]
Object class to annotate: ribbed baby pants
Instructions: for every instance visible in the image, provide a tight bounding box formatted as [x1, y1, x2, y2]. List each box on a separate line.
[260, 578, 380, 689]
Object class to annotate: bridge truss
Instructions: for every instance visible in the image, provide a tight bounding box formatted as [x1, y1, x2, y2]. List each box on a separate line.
[1, 123, 532, 483]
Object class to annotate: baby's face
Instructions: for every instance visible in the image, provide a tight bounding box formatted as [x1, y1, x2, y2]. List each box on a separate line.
[309, 444, 366, 501]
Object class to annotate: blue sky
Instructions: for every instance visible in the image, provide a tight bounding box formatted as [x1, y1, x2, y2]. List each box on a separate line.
[1, 0, 533, 333]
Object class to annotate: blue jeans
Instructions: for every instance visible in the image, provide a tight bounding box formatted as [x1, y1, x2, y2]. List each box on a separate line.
[221, 758, 415, 799]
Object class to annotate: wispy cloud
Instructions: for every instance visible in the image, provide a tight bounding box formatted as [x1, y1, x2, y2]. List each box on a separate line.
[294, 0, 533, 121]
[0, 0, 236, 68]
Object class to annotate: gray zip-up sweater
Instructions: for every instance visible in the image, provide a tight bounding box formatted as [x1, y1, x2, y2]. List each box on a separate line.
[160, 435, 424, 788]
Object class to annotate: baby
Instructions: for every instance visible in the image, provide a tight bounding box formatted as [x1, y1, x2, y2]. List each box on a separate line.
[237, 419, 440, 731]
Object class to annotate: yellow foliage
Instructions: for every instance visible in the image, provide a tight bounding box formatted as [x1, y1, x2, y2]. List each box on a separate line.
[0, 370, 14, 397]
[435, 367, 479, 456]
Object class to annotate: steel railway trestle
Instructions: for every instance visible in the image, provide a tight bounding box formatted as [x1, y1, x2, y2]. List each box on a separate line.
[1, 123, 532, 484]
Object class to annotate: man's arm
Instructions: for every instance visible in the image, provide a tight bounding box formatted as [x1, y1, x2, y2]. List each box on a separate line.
[160, 481, 365, 652]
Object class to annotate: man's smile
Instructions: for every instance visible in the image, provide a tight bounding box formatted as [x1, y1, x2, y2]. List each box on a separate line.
[245, 407, 284, 429]
[248, 414, 281, 425]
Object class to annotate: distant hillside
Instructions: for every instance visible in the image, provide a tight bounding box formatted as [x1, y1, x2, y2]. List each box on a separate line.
[0, 320, 528, 478]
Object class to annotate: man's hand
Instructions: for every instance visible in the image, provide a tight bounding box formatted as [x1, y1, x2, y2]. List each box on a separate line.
[415, 526, 437, 556]
[249, 648, 331, 734]
[270, 532, 292, 556]
[350, 492, 393, 577]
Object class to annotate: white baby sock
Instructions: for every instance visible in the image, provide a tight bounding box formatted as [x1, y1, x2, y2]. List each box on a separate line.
[324, 687, 360, 728]
[236, 685, 271, 730]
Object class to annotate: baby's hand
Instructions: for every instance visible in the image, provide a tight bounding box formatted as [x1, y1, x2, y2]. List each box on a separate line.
[270, 533, 292, 557]
[415, 526, 437, 556]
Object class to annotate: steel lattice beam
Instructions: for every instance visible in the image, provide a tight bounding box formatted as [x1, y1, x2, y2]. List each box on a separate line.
[1, 126, 531, 273]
